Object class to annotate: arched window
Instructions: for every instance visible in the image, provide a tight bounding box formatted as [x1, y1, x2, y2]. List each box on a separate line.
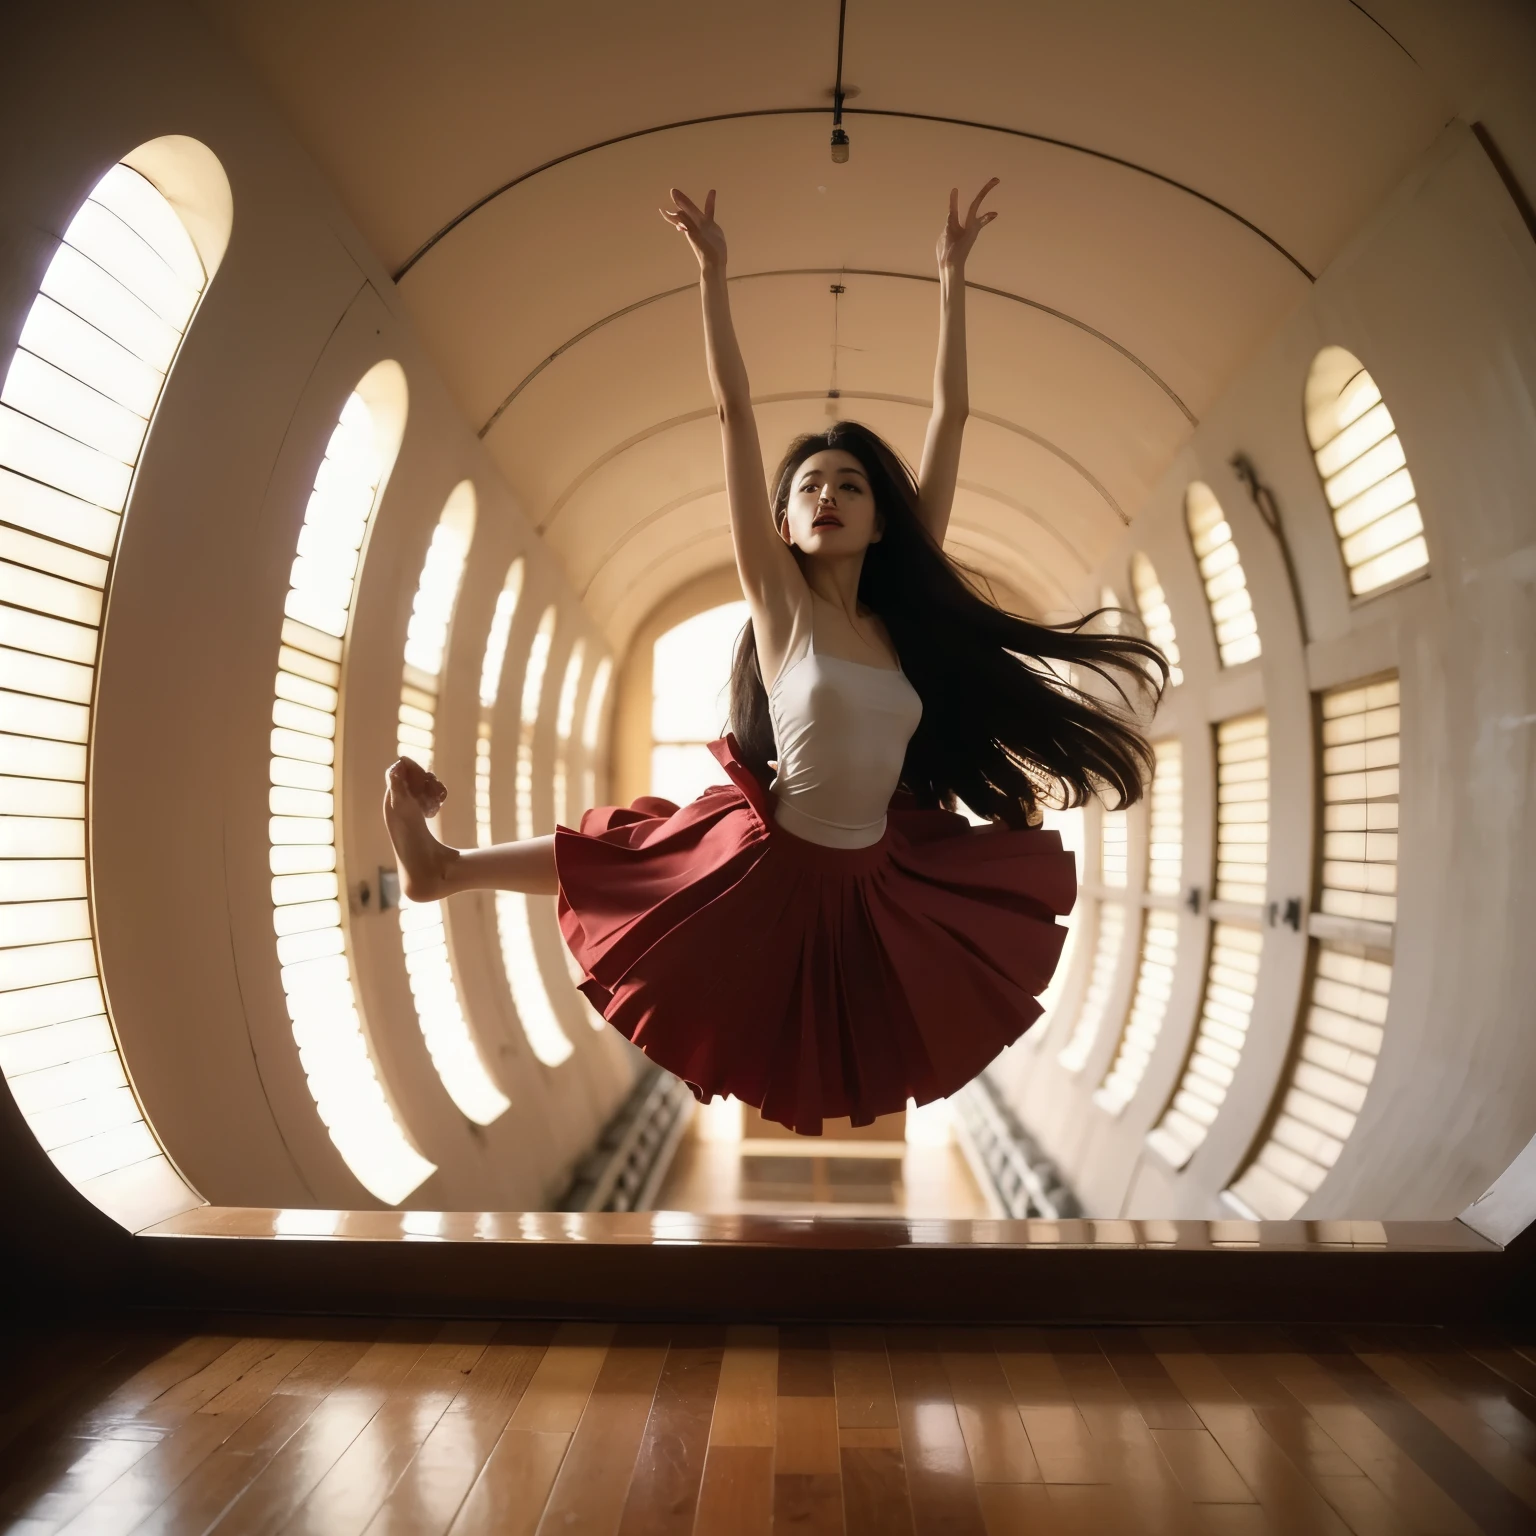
[475, 559, 524, 850]
[394, 482, 508, 1126]
[1057, 808, 1129, 1073]
[1185, 483, 1260, 668]
[1130, 553, 1182, 687]
[552, 638, 586, 830]
[1096, 739, 1183, 1115]
[1226, 676, 1400, 1218]
[1031, 806, 1085, 1037]
[270, 362, 434, 1207]
[1305, 348, 1427, 597]
[489, 606, 572, 1068]
[580, 656, 613, 816]
[651, 602, 749, 803]
[1147, 714, 1269, 1169]
[0, 142, 230, 1226]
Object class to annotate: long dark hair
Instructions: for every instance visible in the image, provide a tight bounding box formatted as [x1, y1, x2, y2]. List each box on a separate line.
[727, 421, 1168, 826]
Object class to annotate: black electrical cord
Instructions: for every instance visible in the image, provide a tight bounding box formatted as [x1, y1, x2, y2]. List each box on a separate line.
[830, 0, 850, 161]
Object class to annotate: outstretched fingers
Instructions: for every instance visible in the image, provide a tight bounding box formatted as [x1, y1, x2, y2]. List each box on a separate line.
[966, 177, 1000, 227]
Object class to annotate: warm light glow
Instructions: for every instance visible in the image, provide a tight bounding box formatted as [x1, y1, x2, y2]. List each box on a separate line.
[650, 601, 747, 802]
[518, 608, 556, 841]
[1305, 348, 1427, 597]
[1214, 714, 1268, 907]
[552, 637, 585, 830]
[494, 891, 573, 1068]
[1146, 739, 1184, 897]
[1148, 923, 1263, 1169]
[1130, 552, 1182, 687]
[1185, 483, 1260, 667]
[580, 655, 612, 813]
[1093, 740, 1184, 1115]
[1057, 901, 1127, 1073]
[1032, 806, 1084, 1035]
[1226, 675, 1401, 1218]
[270, 382, 435, 1206]
[550, 636, 608, 1029]
[1095, 910, 1180, 1116]
[1228, 944, 1391, 1218]
[1100, 808, 1128, 888]
[0, 160, 211, 1218]
[476, 588, 572, 1068]
[698, 1094, 745, 1142]
[904, 1096, 953, 1146]
[1318, 678, 1399, 924]
[392, 483, 508, 1126]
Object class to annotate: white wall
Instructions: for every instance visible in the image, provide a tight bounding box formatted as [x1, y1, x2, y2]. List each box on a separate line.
[998, 123, 1536, 1221]
[0, 0, 641, 1213]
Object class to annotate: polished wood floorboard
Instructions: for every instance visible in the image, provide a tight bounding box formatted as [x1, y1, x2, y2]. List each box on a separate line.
[3, 1319, 1536, 1535]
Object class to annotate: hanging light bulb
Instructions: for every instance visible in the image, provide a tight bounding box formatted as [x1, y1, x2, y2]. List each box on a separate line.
[830, 0, 850, 163]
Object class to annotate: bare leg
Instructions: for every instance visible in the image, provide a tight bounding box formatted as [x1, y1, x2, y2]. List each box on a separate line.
[382, 760, 558, 900]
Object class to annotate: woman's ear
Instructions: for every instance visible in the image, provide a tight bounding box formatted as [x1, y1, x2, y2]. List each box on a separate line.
[870, 511, 886, 544]
[777, 512, 795, 549]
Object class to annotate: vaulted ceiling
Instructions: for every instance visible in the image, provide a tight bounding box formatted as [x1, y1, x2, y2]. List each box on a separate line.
[197, 0, 1449, 648]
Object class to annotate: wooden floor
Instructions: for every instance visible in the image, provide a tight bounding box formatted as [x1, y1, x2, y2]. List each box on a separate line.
[4, 1317, 1536, 1534]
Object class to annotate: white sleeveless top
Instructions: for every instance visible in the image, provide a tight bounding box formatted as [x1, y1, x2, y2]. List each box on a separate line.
[765, 591, 923, 848]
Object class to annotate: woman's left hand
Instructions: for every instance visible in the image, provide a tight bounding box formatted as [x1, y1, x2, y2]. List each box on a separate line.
[936, 178, 999, 272]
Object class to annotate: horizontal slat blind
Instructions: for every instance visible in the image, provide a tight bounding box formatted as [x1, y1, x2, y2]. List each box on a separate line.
[552, 638, 585, 832]
[1318, 678, 1399, 923]
[1130, 552, 1182, 687]
[580, 656, 613, 816]
[1226, 674, 1400, 1218]
[1057, 901, 1127, 1073]
[1215, 714, 1268, 906]
[271, 391, 434, 1206]
[0, 163, 208, 1223]
[1228, 944, 1390, 1218]
[1147, 738, 1183, 897]
[1096, 909, 1179, 1115]
[1100, 808, 1128, 888]
[394, 485, 507, 1125]
[1185, 483, 1260, 667]
[1148, 923, 1263, 1169]
[1305, 348, 1427, 597]
[1095, 740, 1184, 1115]
[495, 606, 572, 1068]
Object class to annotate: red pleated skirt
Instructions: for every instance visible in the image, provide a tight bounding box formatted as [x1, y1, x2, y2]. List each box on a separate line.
[554, 736, 1077, 1135]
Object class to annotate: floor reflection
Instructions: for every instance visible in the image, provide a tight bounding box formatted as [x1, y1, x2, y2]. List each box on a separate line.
[651, 1097, 992, 1218]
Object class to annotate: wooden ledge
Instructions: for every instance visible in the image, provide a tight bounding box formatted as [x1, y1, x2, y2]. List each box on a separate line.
[121, 1208, 1520, 1324]
[142, 1207, 1499, 1252]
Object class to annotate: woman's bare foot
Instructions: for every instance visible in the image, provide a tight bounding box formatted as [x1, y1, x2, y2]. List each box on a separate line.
[382, 758, 458, 902]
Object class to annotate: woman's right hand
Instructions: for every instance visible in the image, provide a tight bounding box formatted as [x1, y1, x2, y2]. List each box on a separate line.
[660, 187, 727, 272]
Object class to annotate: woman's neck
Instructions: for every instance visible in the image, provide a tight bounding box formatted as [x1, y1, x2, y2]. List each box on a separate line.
[801, 552, 867, 619]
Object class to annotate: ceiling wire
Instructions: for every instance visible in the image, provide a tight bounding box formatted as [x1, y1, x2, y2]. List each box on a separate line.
[392, 107, 1313, 283]
[827, 282, 844, 412]
[834, 0, 847, 113]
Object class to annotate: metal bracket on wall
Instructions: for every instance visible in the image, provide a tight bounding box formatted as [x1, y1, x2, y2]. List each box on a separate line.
[1230, 452, 1309, 643]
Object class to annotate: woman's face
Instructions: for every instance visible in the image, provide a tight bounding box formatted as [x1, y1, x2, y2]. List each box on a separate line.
[780, 449, 882, 558]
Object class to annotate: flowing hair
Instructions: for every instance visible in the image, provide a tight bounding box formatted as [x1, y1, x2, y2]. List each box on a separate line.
[727, 421, 1168, 826]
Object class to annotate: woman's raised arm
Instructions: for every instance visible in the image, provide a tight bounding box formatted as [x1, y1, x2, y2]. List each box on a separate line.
[916, 178, 998, 546]
[661, 189, 803, 679]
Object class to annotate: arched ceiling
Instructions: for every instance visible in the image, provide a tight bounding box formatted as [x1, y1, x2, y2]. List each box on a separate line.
[197, 0, 1449, 648]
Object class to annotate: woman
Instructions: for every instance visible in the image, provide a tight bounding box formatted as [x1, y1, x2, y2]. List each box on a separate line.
[384, 180, 1165, 1133]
